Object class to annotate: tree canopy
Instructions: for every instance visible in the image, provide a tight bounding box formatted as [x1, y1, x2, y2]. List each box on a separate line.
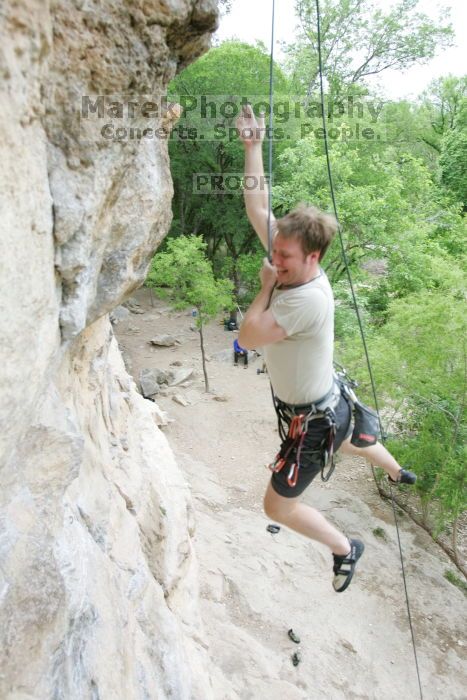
[285, 0, 454, 97]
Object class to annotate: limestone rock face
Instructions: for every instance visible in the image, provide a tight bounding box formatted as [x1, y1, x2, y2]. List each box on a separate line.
[0, 0, 218, 697]
[1, 320, 214, 698]
[45, 0, 217, 340]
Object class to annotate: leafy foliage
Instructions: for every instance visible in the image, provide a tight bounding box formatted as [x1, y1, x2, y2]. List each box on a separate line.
[439, 98, 467, 208]
[444, 569, 467, 595]
[146, 236, 234, 391]
[341, 288, 466, 545]
[285, 0, 454, 97]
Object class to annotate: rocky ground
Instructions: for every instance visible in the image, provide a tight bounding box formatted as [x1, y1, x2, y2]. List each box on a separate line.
[113, 287, 467, 700]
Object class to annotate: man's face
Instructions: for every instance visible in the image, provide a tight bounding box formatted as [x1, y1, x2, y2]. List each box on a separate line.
[272, 233, 319, 287]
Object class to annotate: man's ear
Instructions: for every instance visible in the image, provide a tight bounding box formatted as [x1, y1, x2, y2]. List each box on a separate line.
[307, 251, 320, 264]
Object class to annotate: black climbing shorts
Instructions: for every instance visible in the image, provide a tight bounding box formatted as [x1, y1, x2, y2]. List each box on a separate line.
[270, 391, 352, 498]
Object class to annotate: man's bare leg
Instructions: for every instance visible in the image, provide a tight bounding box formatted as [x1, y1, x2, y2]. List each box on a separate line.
[339, 436, 402, 480]
[263, 482, 350, 555]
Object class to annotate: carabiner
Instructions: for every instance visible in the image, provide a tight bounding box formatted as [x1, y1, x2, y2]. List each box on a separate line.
[287, 462, 299, 487]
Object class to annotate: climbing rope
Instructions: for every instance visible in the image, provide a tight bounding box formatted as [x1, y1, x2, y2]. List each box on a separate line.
[266, 0, 276, 261]
[264, 3, 424, 693]
[313, 1, 424, 697]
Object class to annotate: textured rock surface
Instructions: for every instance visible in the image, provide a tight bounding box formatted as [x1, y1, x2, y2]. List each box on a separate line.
[0, 0, 218, 697]
[1, 320, 214, 698]
[45, 0, 217, 340]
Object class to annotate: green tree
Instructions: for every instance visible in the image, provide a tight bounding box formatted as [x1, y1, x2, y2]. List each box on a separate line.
[419, 75, 467, 152]
[272, 135, 430, 281]
[439, 98, 467, 208]
[167, 41, 291, 308]
[372, 77, 467, 181]
[340, 287, 466, 561]
[376, 291, 466, 558]
[270, 120, 466, 293]
[285, 0, 454, 97]
[146, 236, 234, 392]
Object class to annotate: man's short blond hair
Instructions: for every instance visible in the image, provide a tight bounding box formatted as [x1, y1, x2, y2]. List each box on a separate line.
[276, 204, 337, 261]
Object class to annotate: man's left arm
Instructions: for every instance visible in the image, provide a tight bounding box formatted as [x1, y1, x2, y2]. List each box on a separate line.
[238, 259, 287, 349]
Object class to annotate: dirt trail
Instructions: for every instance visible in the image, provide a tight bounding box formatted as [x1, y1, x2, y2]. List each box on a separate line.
[114, 287, 467, 700]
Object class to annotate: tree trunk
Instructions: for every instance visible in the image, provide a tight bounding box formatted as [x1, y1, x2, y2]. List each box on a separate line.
[373, 475, 466, 577]
[198, 320, 210, 393]
[452, 516, 459, 566]
[227, 260, 241, 326]
[233, 261, 241, 301]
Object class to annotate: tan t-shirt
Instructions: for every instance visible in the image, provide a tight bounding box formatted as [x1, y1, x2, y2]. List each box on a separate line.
[263, 270, 334, 404]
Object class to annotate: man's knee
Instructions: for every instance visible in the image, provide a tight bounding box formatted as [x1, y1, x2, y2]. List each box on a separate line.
[263, 490, 276, 519]
[264, 485, 292, 521]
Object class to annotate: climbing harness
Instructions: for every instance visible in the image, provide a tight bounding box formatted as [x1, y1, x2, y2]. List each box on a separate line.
[270, 381, 341, 484]
[270, 370, 381, 486]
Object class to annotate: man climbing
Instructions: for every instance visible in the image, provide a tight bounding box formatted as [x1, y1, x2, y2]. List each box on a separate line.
[236, 105, 416, 593]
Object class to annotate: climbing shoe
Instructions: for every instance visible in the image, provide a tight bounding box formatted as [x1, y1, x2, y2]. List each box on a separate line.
[332, 538, 365, 593]
[388, 468, 417, 485]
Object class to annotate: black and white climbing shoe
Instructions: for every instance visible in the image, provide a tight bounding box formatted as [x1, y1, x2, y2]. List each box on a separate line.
[332, 539, 365, 593]
[388, 468, 417, 485]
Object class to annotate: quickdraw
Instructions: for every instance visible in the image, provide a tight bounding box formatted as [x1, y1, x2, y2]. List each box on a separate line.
[269, 406, 338, 486]
[320, 407, 337, 482]
[269, 413, 307, 487]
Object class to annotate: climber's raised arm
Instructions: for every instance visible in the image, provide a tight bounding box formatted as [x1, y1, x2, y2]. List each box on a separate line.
[236, 104, 276, 251]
